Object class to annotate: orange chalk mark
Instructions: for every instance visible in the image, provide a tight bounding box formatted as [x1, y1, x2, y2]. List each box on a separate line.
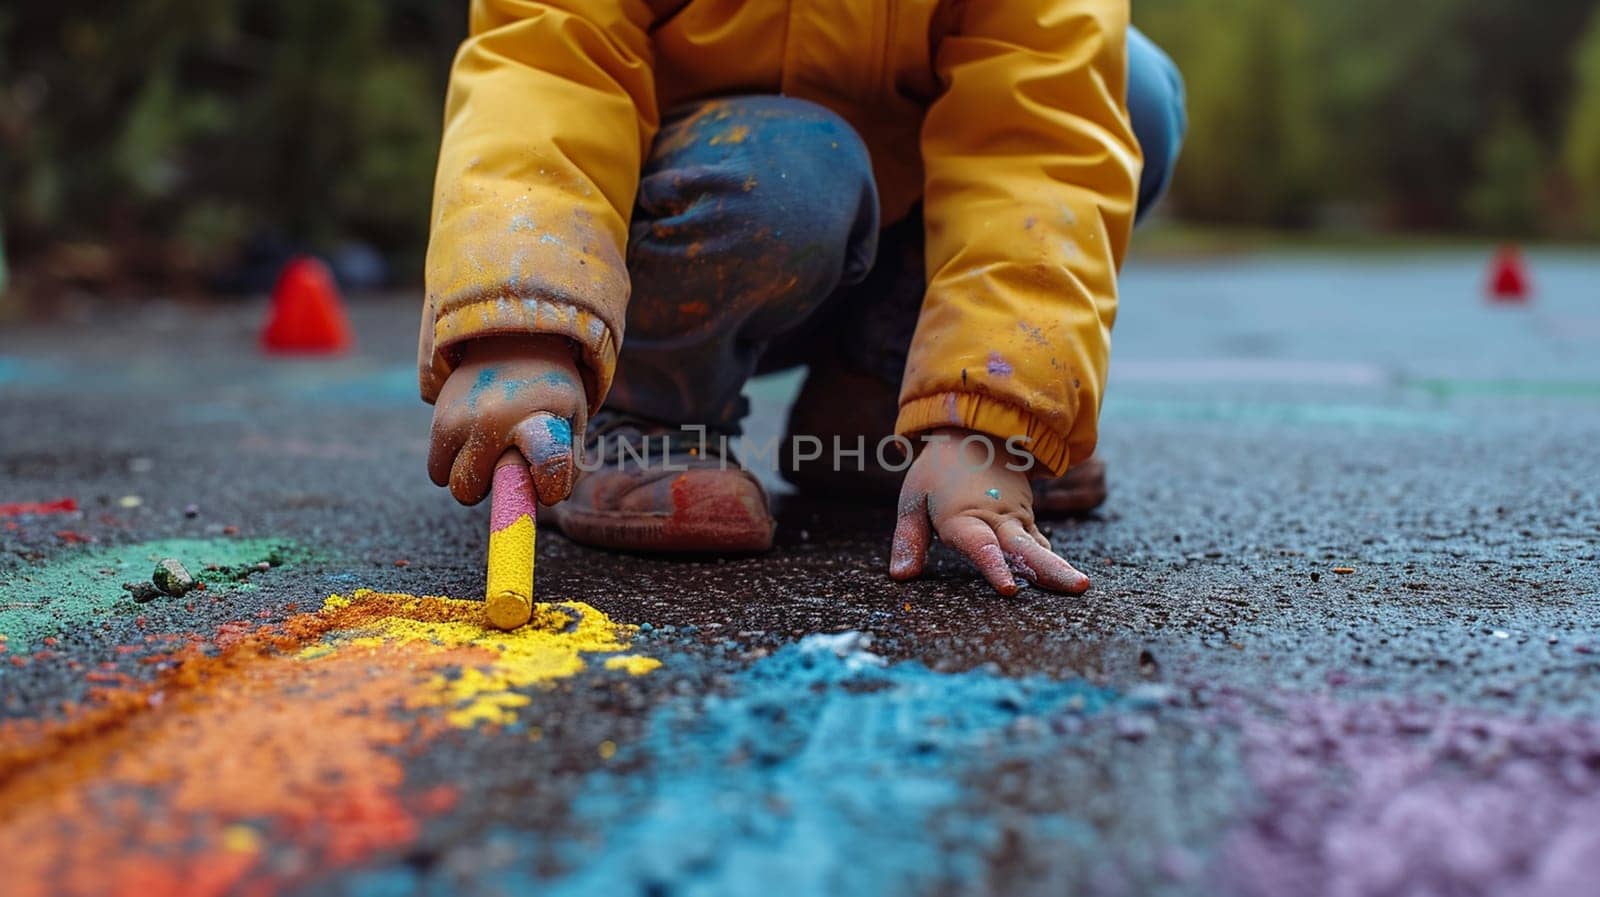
[0, 589, 649, 897]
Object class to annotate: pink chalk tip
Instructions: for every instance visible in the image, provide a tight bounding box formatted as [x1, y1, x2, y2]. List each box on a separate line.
[489, 463, 537, 532]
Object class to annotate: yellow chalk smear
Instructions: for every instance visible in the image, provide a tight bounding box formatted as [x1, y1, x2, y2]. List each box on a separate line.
[604, 654, 663, 676]
[220, 825, 261, 854]
[305, 590, 656, 728]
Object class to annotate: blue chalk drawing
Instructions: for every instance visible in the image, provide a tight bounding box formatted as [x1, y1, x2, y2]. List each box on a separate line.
[524, 633, 1120, 897]
[0, 357, 61, 389]
[303, 366, 419, 407]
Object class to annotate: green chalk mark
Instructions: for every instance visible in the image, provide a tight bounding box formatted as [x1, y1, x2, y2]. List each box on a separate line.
[1101, 397, 1455, 431]
[0, 538, 309, 651]
[1408, 379, 1600, 400]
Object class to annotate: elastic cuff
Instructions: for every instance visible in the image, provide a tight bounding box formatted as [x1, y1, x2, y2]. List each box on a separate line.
[895, 392, 1072, 478]
[421, 294, 618, 414]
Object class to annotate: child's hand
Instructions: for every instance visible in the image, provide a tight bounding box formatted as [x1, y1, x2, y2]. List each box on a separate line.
[428, 335, 587, 506]
[890, 427, 1091, 596]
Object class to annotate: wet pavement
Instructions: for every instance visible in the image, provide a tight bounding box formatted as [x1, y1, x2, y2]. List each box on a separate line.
[2, 250, 1599, 896]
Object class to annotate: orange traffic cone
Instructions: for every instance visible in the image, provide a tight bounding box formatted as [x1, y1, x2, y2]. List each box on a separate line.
[261, 256, 354, 354]
[1486, 245, 1530, 304]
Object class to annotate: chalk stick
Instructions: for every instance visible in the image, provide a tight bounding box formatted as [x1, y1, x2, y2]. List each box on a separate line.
[485, 450, 536, 630]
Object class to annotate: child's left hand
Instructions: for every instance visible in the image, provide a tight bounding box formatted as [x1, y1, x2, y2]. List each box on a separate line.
[889, 427, 1091, 597]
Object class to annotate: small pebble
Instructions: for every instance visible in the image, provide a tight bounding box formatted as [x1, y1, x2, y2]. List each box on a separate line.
[1115, 715, 1157, 741]
[222, 525, 239, 535]
[152, 558, 196, 596]
[394, 559, 410, 568]
[255, 562, 271, 572]
[1124, 683, 1176, 709]
[123, 582, 163, 603]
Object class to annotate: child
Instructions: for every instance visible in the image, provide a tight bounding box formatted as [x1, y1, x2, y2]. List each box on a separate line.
[421, 1, 1185, 596]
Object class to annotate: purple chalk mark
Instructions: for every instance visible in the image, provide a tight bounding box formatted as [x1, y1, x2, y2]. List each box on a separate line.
[986, 352, 1013, 377]
[490, 462, 536, 533]
[1217, 692, 1600, 897]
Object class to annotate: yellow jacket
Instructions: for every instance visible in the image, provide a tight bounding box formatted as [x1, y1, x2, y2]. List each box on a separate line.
[423, 0, 1140, 476]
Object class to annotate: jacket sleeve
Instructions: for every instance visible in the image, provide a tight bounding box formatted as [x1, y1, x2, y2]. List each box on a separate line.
[420, 0, 658, 410]
[896, 0, 1141, 477]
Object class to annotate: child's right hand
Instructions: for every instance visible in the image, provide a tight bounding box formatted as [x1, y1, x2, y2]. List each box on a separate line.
[427, 335, 587, 506]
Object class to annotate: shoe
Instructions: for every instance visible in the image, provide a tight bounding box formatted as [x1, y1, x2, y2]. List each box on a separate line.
[781, 361, 904, 496]
[783, 360, 1108, 516]
[545, 411, 776, 553]
[1031, 455, 1107, 516]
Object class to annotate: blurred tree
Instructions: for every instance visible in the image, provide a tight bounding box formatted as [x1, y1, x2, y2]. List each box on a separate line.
[1137, 0, 1327, 227]
[4, 0, 1599, 296]
[1137, 0, 1600, 237]
[0, 0, 459, 289]
[1565, 8, 1600, 236]
[1467, 108, 1547, 234]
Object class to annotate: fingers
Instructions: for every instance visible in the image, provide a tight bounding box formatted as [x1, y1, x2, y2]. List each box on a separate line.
[513, 412, 577, 505]
[449, 432, 497, 505]
[939, 516, 1018, 597]
[1000, 520, 1091, 595]
[428, 410, 465, 488]
[889, 490, 932, 581]
[1027, 523, 1052, 551]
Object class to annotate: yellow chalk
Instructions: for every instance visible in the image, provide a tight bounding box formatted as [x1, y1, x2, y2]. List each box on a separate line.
[486, 588, 533, 631]
[486, 451, 537, 630]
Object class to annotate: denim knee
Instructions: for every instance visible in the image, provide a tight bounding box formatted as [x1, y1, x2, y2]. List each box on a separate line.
[634, 96, 881, 292]
[1127, 27, 1187, 218]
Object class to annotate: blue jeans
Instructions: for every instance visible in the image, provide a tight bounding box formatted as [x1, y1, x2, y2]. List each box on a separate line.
[606, 28, 1186, 430]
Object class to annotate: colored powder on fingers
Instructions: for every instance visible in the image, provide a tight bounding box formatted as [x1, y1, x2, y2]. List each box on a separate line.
[543, 415, 573, 454]
[468, 367, 499, 409]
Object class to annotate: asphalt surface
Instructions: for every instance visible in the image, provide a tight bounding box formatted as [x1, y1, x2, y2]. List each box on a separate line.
[2, 250, 1599, 897]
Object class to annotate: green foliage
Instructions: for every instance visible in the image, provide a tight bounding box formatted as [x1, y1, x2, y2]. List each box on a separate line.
[4, 0, 1599, 287]
[1467, 109, 1546, 234]
[1565, 9, 1600, 236]
[0, 0, 458, 279]
[1138, 0, 1600, 237]
[1138, 0, 1327, 227]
